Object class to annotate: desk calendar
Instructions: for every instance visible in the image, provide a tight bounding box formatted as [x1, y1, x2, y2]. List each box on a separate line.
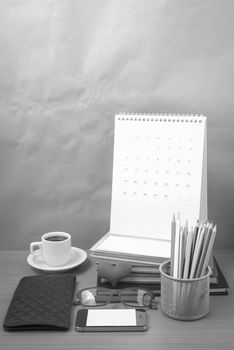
[90, 114, 207, 262]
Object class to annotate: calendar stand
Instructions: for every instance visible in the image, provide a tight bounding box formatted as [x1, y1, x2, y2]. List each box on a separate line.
[90, 114, 207, 264]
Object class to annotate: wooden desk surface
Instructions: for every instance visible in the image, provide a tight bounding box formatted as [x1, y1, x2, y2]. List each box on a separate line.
[0, 249, 233, 350]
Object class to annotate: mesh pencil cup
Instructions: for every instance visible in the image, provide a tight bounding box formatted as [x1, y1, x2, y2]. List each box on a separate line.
[159, 260, 211, 321]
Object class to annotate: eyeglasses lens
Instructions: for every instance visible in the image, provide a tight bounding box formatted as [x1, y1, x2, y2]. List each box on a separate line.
[80, 288, 112, 306]
[121, 289, 152, 307]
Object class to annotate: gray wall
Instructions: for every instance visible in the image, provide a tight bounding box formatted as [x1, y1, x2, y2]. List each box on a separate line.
[0, 0, 234, 250]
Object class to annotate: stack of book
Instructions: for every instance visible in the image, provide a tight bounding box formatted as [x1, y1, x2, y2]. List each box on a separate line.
[96, 261, 161, 295]
[96, 255, 229, 296]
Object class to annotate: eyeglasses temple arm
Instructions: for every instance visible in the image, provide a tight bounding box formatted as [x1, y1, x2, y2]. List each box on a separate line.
[73, 279, 80, 305]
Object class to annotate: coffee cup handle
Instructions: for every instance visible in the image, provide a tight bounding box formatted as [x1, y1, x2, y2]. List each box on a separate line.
[30, 242, 42, 255]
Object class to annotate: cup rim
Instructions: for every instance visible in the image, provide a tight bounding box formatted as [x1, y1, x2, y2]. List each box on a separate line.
[159, 259, 211, 282]
[42, 232, 71, 243]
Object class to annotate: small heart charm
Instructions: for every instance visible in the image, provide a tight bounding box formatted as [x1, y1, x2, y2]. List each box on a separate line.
[97, 261, 131, 287]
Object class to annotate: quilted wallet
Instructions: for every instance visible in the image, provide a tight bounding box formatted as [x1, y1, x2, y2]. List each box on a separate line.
[3, 274, 76, 331]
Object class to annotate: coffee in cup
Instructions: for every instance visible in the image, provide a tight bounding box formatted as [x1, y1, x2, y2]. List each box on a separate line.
[45, 235, 68, 242]
[30, 232, 72, 267]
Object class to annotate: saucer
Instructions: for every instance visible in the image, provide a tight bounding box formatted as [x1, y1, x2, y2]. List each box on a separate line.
[27, 247, 87, 272]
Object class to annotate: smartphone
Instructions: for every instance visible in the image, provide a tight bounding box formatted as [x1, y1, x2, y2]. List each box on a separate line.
[75, 308, 148, 332]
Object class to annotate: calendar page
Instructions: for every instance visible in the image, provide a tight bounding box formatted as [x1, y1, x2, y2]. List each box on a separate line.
[109, 114, 207, 241]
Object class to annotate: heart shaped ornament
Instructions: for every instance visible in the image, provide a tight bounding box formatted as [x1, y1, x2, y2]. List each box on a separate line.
[97, 261, 131, 287]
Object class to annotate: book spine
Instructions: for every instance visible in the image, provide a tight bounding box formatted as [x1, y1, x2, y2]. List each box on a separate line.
[97, 279, 227, 296]
[131, 267, 160, 274]
[101, 277, 161, 284]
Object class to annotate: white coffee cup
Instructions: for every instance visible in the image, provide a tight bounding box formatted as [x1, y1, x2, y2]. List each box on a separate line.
[30, 232, 72, 267]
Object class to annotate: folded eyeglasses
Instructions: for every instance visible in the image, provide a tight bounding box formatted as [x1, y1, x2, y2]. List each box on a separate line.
[74, 287, 157, 309]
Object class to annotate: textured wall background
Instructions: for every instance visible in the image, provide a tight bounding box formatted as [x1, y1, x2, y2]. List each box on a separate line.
[0, 0, 234, 250]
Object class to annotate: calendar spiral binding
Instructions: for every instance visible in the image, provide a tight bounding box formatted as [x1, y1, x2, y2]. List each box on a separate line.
[116, 113, 205, 123]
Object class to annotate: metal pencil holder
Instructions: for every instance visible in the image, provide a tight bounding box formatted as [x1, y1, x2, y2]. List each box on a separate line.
[159, 260, 211, 321]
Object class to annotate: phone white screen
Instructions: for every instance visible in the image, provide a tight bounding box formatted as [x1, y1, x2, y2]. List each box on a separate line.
[86, 309, 136, 327]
